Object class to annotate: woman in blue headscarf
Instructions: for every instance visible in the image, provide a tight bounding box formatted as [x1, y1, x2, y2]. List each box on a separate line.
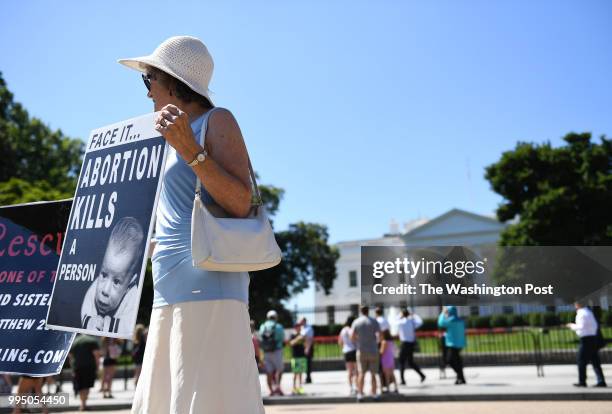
[438, 306, 466, 384]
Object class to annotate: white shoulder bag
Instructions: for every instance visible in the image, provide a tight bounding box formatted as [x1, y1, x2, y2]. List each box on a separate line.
[191, 108, 282, 272]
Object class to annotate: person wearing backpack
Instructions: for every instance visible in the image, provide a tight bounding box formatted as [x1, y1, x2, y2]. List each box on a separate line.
[259, 310, 285, 396]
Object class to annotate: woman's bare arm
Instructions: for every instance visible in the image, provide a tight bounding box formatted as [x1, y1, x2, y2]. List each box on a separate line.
[156, 105, 252, 218]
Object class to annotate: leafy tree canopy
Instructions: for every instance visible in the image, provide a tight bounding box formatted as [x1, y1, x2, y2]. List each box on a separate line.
[486, 133, 612, 300]
[485, 132, 612, 246]
[0, 71, 84, 205]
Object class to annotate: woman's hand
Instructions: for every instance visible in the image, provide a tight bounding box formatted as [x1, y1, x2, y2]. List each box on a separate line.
[155, 104, 202, 163]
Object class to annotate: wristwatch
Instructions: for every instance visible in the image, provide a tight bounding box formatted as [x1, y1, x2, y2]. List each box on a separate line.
[187, 149, 208, 167]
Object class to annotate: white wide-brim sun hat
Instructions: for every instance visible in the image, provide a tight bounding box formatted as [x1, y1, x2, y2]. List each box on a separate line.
[118, 35, 214, 104]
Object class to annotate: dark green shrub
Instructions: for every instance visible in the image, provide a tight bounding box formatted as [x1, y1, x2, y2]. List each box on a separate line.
[528, 312, 541, 327]
[507, 314, 527, 326]
[602, 310, 612, 327]
[527, 312, 560, 327]
[491, 314, 509, 328]
[420, 318, 438, 331]
[469, 316, 491, 329]
[313, 324, 343, 336]
[542, 312, 560, 327]
[557, 311, 575, 324]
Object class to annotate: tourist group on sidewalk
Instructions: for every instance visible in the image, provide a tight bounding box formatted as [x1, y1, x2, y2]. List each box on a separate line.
[254, 302, 606, 402]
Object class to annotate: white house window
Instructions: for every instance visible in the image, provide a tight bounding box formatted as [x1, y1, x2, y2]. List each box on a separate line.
[349, 270, 357, 287]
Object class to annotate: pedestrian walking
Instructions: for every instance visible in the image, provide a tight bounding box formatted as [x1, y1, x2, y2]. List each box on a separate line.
[12, 376, 48, 414]
[380, 330, 399, 393]
[397, 308, 426, 384]
[289, 322, 307, 395]
[351, 306, 381, 401]
[101, 337, 122, 398]
[437, 306, 466, 384]
[260, 310, 286, 396]
[375, 306, 390, 392]
[438, 331, 448, 379]
[567, 302, 607, 387]
[70, 334, 101, 411]
[338, 315, 357, 395]
[298, 317, 315, 383]
[132, 324, 147, 387]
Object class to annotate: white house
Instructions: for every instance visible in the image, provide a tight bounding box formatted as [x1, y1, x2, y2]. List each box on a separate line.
[314, 208, 508, 325]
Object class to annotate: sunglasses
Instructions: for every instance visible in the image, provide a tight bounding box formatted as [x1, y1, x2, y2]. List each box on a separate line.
[142, 73, 153, 91]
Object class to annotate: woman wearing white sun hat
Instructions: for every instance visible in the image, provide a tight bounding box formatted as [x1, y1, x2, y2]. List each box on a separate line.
[118, 36, 265, 414]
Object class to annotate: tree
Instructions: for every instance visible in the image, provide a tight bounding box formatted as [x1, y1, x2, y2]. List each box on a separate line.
[0, 178, 72, 205]
[0, 71, 84, 205]
[485, 132, 612, 246]
[485, 132, 612, 300]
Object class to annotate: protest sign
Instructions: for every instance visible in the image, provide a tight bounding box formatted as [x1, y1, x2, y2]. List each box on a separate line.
[46, 113, 167, 339]
[0, 200, 75, 376]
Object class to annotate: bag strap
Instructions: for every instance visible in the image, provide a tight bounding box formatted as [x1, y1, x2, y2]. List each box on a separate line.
[193, 107, 263, 206]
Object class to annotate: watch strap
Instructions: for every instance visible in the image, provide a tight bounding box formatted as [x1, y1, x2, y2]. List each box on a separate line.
[187, 149, 207, 167]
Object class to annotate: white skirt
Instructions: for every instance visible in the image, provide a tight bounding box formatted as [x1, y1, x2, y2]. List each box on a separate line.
[131, 300, 265, 414]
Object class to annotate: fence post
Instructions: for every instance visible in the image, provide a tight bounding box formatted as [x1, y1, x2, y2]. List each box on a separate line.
[525, 328, 545, 377]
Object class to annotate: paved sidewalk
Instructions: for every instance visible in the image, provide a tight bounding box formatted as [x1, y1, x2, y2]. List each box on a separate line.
[4, 364, 611, 412]
[54, 401, 612, 414]
[262, 364, 612, 404]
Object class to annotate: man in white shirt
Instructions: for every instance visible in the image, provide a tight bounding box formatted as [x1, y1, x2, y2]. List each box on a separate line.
[397, 308, 426, 384]
[567, 302, 606, 387]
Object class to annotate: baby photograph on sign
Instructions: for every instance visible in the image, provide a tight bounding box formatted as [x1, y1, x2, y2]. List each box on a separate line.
[80, 216, 144, 334]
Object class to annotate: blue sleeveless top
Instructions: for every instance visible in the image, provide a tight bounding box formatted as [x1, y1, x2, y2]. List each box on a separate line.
[151, 108, 250, 308]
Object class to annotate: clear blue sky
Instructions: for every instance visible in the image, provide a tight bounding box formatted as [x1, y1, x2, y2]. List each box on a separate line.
[2, 0, 611, 245]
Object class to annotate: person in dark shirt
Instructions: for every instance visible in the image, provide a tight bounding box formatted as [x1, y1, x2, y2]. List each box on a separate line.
[70, 335, 101, 411]
[289, 323, 307, 395]
[132, 324, 148, 386]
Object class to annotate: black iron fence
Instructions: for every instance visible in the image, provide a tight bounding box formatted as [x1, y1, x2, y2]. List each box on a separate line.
[47, 311, 610, 385]
[280, 325, 611, 376]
